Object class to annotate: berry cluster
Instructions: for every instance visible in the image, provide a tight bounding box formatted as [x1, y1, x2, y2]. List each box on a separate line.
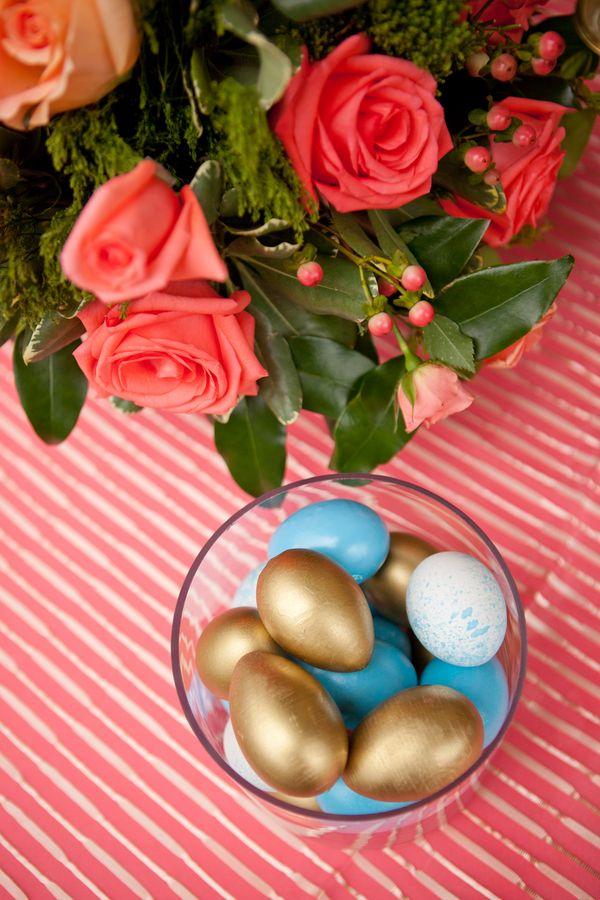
[466, 30, 566, 83]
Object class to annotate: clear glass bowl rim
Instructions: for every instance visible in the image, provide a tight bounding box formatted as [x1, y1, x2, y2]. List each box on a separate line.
[171, 472, 528, 823]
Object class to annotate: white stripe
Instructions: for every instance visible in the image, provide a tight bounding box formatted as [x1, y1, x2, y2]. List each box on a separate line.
[383, 846, 458, 900]
[0, 867, 31, 900]
[0, 831, 71, 900]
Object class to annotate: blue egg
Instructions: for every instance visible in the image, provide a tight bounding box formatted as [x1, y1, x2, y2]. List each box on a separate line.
[317, 779, 410, 815]
[372, 616, 411, 658]
[230, 563, 266, 609]
[268, 500, 389, 583]
[300, 640, 417, 729]
[420, 656, 509, 747]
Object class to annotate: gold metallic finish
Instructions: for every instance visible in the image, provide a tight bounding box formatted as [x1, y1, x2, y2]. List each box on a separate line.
[272, 792, 321, 811]
[575, 0, 600, 54]
[365, 533, 436, 626]
[195, 607, 281, 699]
[344, 685, 484, 802]
[257, 549, 374, 671]
[230, 651, 348, 797]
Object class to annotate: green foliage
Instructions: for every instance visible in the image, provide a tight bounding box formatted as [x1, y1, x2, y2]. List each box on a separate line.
[214, 395, 287, 497]
[209, 78, 309, 235]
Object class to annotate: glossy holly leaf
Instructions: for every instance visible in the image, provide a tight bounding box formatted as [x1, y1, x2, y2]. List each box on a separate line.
[559, 109, 596, 179]
[331, 357, 411, 472]
[214, 395, 286, 496]
[387, 197, 445, 226]
[239, 254, 366, 321]
[13, 333, 87, 444]
[434, 149, 506, 214]
[354, 329, 379, 364]
[190, 160, 222, 225]
[235, 260, 357, 345]
[289, 336, 375, 419]
[269, 0, 367, 21]
[23, 314, 85, 363]
[255, 323, 302, 425]
[368, 210, 434, 298]
[422, 315, 475, 375]
[330, 209, 381, 258]
[435, 256, 574, 359]
[400, 216, 489, 292]
[512, 75, 576, 108]
[110, 397, 143, 413]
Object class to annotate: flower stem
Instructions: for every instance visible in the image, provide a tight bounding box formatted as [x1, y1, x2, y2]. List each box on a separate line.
[393, 321, 420, 371]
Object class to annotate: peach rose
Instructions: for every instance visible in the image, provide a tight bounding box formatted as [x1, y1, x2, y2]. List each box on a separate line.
[74, 282, 268, 414]
[441, 97, 568, 247]
[61, 160, 228, 303]
[398, 363, 473, 433]
[0, 0, 140, 130]
[271, 34, 452, 213]
[485, 303, 556, 368]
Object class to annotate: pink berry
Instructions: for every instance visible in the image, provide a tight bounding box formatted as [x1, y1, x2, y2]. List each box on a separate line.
[296, 261, 324, 287]
[531, 56, 556, 76]
[490, 53, 517, 81]
[408, 301, 435, 328]
[539, 31, 566, 61]
[368, 312, 393, 337]
[464, 145, 491, 173]
[486, 105, 512, 131]
[377, 278, 396, 298]
[466, 51, 489, 77]
[483, 169, 500, 186]
[401, 265, 427, 292]
[512, 124, 536, 148]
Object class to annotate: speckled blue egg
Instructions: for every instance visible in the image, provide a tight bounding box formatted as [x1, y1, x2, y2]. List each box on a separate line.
[317, 778, 410, 815]
[268, 500, 389, 583]
[407, 552, 507, 667]
[420, 657, 509, 747]
[372, 616, 411, 658]
[299, 640, 417, 729]
[230, 563, 266, 609]
[223, 718, 271, 791]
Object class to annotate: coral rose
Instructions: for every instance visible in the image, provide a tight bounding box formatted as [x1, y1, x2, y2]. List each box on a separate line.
[61, 160, 228, 303]
[398, 364, 473, 433]
[485, 303, 556, 368]
[0, 0, 140, 130]
[469, 1, 548, 32]
[441, 97, 568, 246]
[271, 33, 452, 213]
[74, 282, 268, 414]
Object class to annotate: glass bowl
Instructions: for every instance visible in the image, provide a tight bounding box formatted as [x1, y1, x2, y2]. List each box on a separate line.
[171, 474, 526, 844]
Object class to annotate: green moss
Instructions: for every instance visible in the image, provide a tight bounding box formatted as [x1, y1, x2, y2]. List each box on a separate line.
[209, 78, 312, 235]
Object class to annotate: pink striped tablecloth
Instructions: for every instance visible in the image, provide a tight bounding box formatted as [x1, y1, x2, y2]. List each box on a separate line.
[1, 131, 599, 899]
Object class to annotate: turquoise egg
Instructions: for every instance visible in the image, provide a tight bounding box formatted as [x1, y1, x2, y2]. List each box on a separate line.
[268, 500, 389, 583]
[299, 640, 417, 729]
[372, 616, 411, 658]
[317, 778, 410, 815]
[420, 656, 509, 747]
[230, 563, 266, 609]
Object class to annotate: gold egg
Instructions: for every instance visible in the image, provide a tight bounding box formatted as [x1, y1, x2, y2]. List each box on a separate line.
[257, 549, 373, 671]
[344, 685, 484, 802]
[365, 532, 436, 626]
[575, 0, 600, 54]
[195, 607, 281, 699]
[272, 792, 321, 811]
[230, 651, 348, 796]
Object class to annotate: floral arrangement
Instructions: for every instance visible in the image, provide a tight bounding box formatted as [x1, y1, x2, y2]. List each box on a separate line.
[1, 0, 597, 495]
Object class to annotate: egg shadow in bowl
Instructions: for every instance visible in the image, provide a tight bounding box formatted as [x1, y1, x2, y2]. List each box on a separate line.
[171, 474, 526, 847]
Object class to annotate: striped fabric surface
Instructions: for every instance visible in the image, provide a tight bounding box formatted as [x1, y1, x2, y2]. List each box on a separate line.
[1, 139, 599, 900]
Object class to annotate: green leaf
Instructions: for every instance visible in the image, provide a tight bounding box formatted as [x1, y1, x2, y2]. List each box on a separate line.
[329, 209, 381, 258]
[0, 312, 19, 346]
[0, 158, 19, 191]
[239, 254, 366, 321]
[331, 357, 411, 473]
[225, 218, 290, 237]
[422, 315, 475, 375]
[255, 324, 302, 425]
[354, 329, 379, 364]
[23, 315, 85, 363]
[559, 109, 596, 179]
[110, 396, 143, 414]
[227, 236, 301, 259]
[289, 336, 375, 419]
[218, 2, 292, 109]
[401, 216, 489, 293]
[435, 256, 574, 359]
[13, 333, 87, 444]
[385, 198, 445, 226]
[512, 75, 577, 108]
[214, 395, 286, 496]
[434, 149, 507, 214]
[190, 160, 222, 226]
[235, 260, 357, 344]
[268, 0, 367, 22]
[559, 49, 596, 81]
[190, 49, 212, 114]
[368, 210, 434, 298]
